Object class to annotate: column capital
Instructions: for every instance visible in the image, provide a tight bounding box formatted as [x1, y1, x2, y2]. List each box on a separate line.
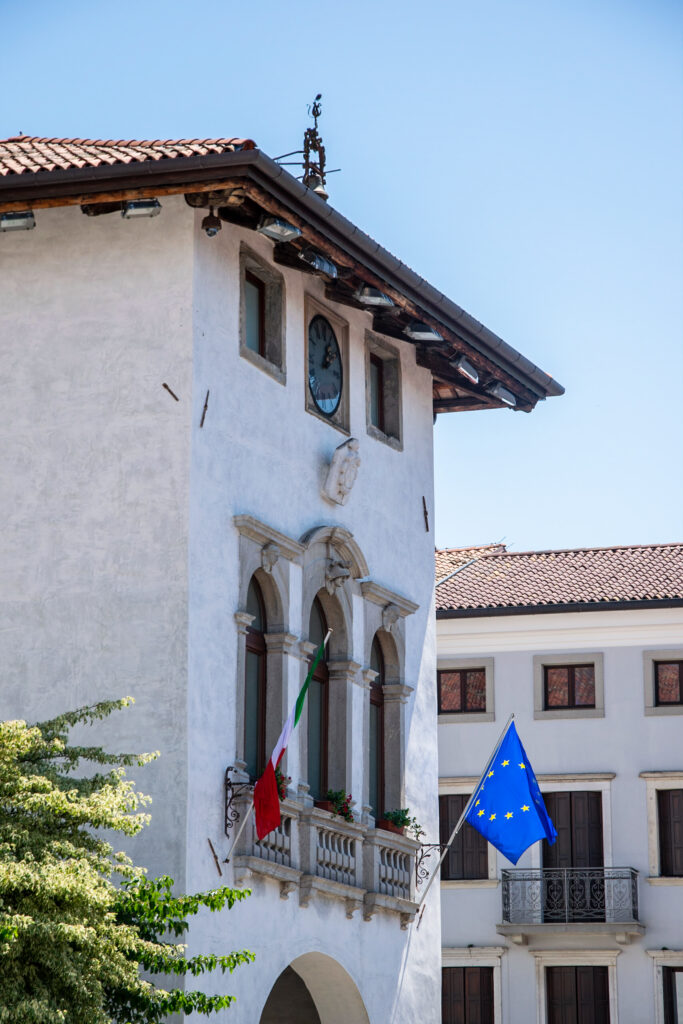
[383, 683, 414, 705]
[264, 631, 298, 654]
[234, 611, 255, 635]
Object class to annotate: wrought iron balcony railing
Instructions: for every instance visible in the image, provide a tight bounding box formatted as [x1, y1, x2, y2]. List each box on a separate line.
[501, 867, 640, 925]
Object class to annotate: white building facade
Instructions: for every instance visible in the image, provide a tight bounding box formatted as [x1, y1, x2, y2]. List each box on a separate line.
[0, 134, 561, 1023]
[436, 543, 683, 1024]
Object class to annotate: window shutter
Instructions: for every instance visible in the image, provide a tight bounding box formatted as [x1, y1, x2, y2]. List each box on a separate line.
[442, 966, 464, 1024]
[659, 789, 683, 877]
[670, 789, 683, 877]
[546, 966, 576, 1024]
[572, 792, 604, 868]
[544, 793, 572, 869]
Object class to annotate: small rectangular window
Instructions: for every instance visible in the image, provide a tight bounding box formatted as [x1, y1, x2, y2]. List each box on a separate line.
[369, 353, 385, 431]
[544, 664, 595, 709]
[439, 669, 486, 713]
[656, 662, 683, 706]
[658, 789, 683, 877]
[244, 270, 265, 357]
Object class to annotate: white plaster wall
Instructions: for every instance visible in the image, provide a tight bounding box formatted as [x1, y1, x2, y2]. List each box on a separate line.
[184, 216, 440, 1022]
[438, 607, 683, 1023]
[0, 197, 193, 887]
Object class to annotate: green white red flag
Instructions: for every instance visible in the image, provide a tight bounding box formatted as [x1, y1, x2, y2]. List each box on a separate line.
[253, 632, 329, 839]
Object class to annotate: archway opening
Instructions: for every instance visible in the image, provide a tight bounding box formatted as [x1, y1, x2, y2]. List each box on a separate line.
[259, 953, 370, 1024]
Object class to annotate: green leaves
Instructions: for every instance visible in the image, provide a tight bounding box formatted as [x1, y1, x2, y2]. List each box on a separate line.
[0, 700, 253, 1023]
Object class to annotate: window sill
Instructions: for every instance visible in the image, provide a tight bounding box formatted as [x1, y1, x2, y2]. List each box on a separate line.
[441, 879, 499, 890]
[366, 423, 403, 451]
[239, 344, 286, 385]
[646, 876, 683, 885]
[439, 712, 495, 724]
[645, 705, 683, 716]
[533, 708, 604, 720]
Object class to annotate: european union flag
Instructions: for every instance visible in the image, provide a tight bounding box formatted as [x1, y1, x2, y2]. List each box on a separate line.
[464, 721, 557, 864]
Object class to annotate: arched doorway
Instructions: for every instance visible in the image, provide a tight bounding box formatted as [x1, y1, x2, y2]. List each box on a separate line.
[259, 952, 370, 1024]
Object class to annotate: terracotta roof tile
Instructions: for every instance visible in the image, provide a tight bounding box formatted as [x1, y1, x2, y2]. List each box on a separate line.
[0, 136, 256, 177]
[435, 543, 683, 613]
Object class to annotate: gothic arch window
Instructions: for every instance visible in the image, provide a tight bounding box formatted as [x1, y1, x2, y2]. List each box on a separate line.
[308, 596, 329, 800]
[369, 635, 386, 819]
[244, 576, 267, 781]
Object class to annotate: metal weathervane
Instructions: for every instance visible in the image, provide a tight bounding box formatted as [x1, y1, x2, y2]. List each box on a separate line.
[274, 94, 340, 200]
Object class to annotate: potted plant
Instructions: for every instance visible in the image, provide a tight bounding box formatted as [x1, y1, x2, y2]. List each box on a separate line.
[377, 809, 424, 840]
[314, 788, 354, 823]
[274, 765, 291, 802]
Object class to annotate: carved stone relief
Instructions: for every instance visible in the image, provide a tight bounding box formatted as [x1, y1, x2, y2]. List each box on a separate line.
[261, 542, 280, 574]
[322, 437, 360, 506]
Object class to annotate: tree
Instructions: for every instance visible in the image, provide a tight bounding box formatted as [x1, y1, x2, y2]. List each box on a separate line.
[0, 698, 254, 1023]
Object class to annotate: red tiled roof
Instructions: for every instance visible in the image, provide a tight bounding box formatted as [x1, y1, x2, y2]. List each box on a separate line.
[0, 136, 256, 177]
[436, 543, 683, 614]
[435, 544, 507, 582]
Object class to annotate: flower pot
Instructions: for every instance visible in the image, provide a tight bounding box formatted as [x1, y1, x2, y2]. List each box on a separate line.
[377, 818, 405, 835]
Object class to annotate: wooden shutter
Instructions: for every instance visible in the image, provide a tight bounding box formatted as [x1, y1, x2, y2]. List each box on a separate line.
[659, 789, 683, 877]
[547, 966, 576, 1024]
[543, 792, 603, 868]
[440, 795, 488, 880]
[544, 793, 572, 868]
[442, 967, 493, 1024]
[442, 966, 464, 1024]
[576, 966, 610, 1024]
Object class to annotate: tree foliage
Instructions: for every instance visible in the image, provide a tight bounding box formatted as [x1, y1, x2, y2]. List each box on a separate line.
[0, 698, 254, 1023]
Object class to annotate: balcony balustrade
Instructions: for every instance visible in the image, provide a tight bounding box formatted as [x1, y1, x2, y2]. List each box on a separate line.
[228, 782, 420, 927]
[498, 867, 645, 945]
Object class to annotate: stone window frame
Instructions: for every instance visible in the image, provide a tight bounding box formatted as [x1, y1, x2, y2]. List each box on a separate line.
[532, 950, 620, 1024]
[438, 658, 495, 724]
[364, 332, 403, 451]
[646, 949, 683, 1024]
[644, 648, 683, 717]
[438, 778, 498, 887]
[304, 294, 350, 435]
[232, 515, 303, 782]
[533, 651, 605, 720]
[441, 947, 505, 1024]
[239, 243, 286, 384]
[640, 771, 683, 884]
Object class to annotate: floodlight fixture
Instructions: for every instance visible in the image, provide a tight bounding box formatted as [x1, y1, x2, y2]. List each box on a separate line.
[257, 215, 301, 243]
[354, 285, 394, 308]
[0, 210, 36, 232]
[404, 320, 443, 342]
[450, 355, 479, 385]
[298, 248, 337, 278]
[121, 199, 161, 219]
[201, 207, 222, 237]
[488, 382, 517, 407]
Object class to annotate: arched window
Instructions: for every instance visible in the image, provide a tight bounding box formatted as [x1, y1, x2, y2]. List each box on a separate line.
[369, 636, 385, 820]
[307, 597, 329, 800]
[244, 576, 267, 781]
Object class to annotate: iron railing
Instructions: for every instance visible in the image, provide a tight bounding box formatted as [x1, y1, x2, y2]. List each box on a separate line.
[501, 867, 639, 925]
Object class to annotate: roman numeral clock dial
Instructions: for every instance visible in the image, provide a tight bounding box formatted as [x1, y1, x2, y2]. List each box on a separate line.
[308, 314, 342, 417]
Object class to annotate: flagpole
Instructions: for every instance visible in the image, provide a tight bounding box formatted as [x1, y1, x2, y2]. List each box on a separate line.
[415, 713, 514, 918]
[224, 628, 333, 865]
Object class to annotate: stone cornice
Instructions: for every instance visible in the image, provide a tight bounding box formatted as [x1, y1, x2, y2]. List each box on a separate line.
[233, 514, 304, 562]
[360, 580, 419, 617]
[383, 683, 414, 704]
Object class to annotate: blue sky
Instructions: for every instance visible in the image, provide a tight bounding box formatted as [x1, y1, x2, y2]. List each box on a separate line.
[2, 0, 681, 552]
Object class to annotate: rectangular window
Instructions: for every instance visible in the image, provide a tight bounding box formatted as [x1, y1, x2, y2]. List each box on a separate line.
[544, 664, 595, 709]
[365, 335, 402, 447]
[439, 669, 487, 713]
[656, 662, 683, 706]
[369, 353, 385, 431]
[546, 966, 610, 1024]
[658, 789, 683, 877]
[439, 794, 488, 880]
[663, 966, 683, 1024]
[244, 270, 265, 357]
[442, 966, 494, 1024]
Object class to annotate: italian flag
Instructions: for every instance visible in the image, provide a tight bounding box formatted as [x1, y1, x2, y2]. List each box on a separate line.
[253, 631, 330, 840]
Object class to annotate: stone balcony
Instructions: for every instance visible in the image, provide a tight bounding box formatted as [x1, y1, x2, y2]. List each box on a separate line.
[229, 789, 420, 929]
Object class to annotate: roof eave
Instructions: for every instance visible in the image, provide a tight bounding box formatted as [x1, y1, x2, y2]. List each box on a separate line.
[0, 147, 564, 403]
[436, 598, 683, 618]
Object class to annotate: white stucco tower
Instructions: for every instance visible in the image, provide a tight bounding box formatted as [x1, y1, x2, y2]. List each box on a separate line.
[0, 134, 562, 1023]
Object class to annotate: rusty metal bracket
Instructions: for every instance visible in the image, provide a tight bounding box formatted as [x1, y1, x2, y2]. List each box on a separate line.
[415, 842, 449, 888]
[224, 766, 252, 834]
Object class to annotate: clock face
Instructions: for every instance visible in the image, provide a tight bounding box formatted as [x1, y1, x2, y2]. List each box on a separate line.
[308, 314, 343, 417]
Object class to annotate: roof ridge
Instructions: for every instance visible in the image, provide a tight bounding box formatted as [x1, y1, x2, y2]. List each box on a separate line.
[458, 541, 683, 559]
[2, 135, 251, 146]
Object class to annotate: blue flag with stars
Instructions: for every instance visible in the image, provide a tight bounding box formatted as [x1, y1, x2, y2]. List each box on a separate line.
[464, 721, 557, 864]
